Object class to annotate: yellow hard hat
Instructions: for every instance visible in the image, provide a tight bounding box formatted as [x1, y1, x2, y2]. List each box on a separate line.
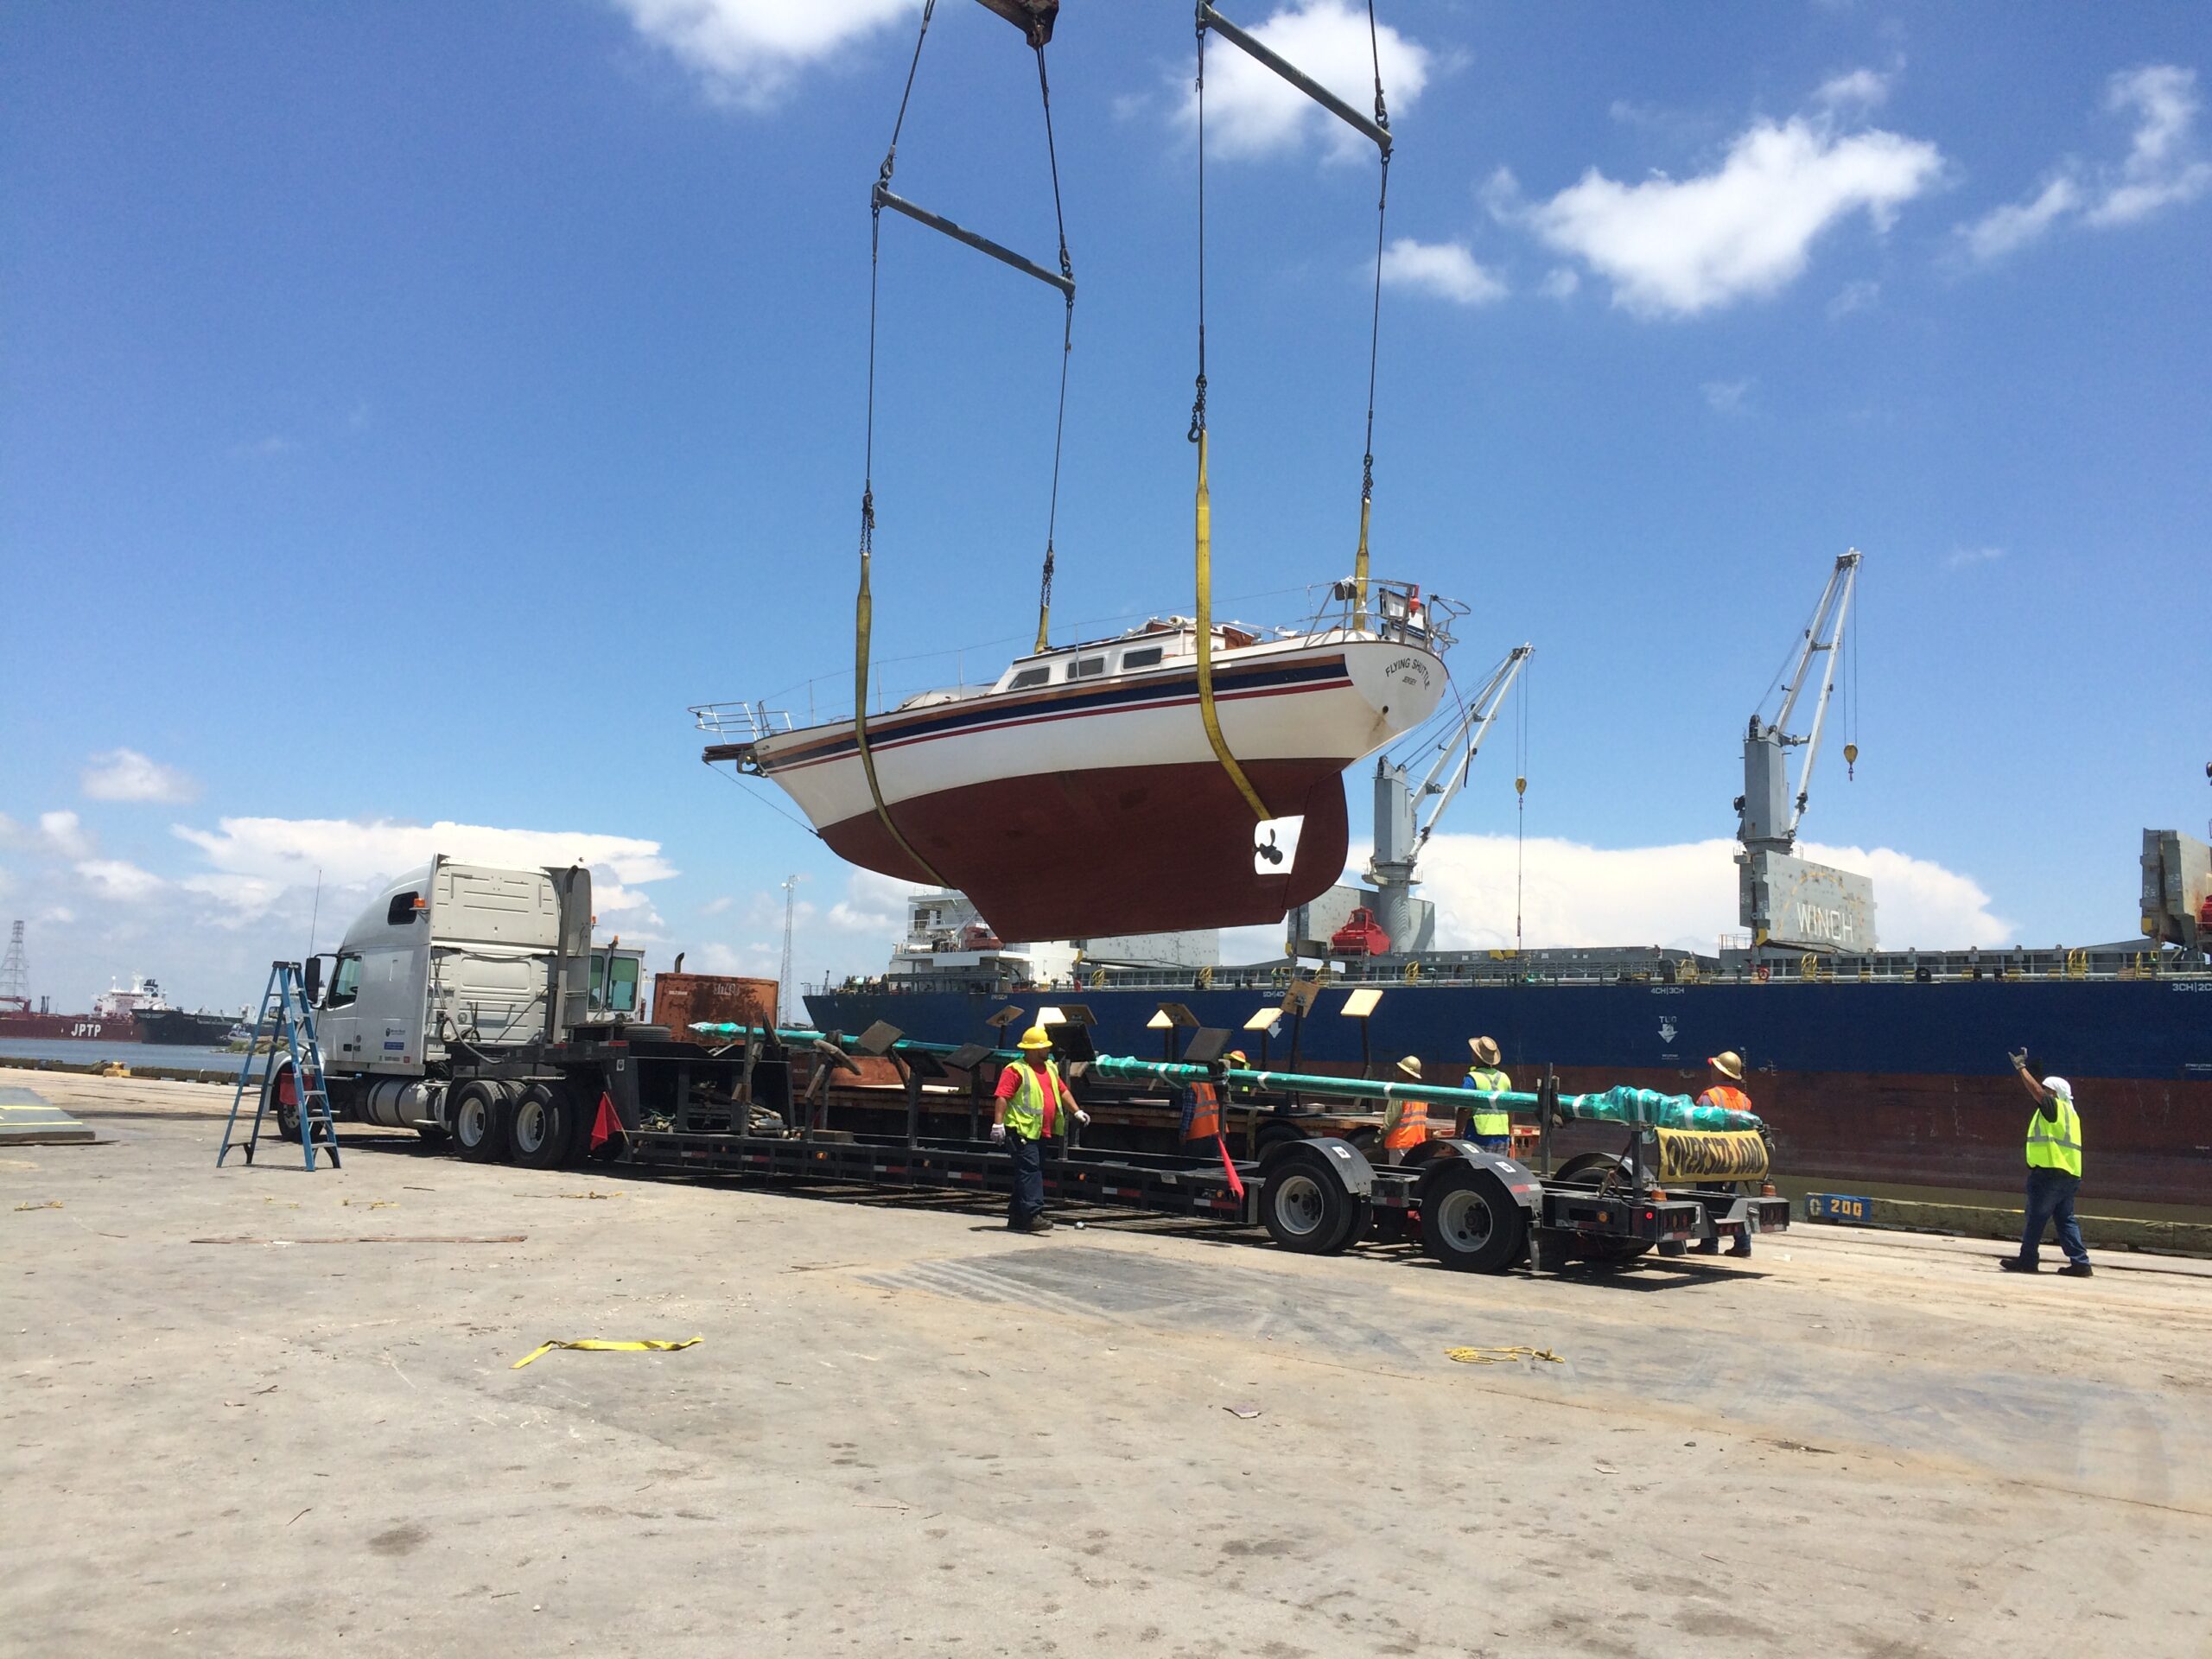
[1709, 1050, 1745, 1081]
[1017, 1026, 1054, 1051]
[1227, 1049, 1248, 1066]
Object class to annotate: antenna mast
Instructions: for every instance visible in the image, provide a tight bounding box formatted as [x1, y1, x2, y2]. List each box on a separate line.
[779, 875, 802, 1018]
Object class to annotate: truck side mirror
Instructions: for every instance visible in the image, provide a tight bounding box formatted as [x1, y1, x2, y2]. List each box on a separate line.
[303, 955, 324, 1006]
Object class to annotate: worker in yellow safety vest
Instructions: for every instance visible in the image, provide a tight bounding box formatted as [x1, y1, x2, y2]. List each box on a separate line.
[1381, 1055, 1432, 1165]
[1458, 1035, 1513, 1154]
[2000, 1052, 2090, 1276]
[990, 1027, 1090, 1234]
[1693, 1051, 1757, 1258]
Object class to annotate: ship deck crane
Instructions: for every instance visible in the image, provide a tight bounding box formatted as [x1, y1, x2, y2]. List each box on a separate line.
[1737, 550, 1873, 954]
[1363, 644, 1533, 951]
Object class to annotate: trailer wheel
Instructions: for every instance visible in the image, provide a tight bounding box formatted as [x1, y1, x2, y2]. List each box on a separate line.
[1319, 1195, 1371, 1255]
[1260, 1148, 1355, 1254]
[509, 1084, 573, 1171]
[1420, 1163, 1527, 1273]
[451, 1080, 510, 1162]
[1554, 1152, 1653, 1263]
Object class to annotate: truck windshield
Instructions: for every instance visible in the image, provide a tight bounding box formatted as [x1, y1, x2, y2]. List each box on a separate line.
[588, 954, 640, 1014]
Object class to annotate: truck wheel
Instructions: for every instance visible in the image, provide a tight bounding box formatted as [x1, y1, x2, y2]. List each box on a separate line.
[509, 1084, 573, 1171]
[1420, 1163, 1527, 1273]
[451, 1080, 510, 1162]
[1554, 1152, 1652, 1263]
[1260, 1148, 1354, 1255]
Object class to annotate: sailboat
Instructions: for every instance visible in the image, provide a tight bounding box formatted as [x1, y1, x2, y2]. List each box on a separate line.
[702, 2, 1447, 942]
[702, 582, 1450, 940]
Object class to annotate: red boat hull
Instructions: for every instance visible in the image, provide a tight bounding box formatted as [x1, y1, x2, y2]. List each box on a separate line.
[817, 760, 1351, 941]
[0, 1012, 143, 1042]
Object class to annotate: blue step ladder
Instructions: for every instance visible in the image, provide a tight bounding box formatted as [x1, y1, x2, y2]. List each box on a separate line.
[218, 961, 341, 1171]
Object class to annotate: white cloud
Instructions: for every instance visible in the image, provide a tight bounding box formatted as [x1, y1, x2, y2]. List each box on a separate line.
[1702, 377, 1753, 415]
[1537, 266, 1580, 300]
[1947, 545, 2004, 569]
[1414, 833, 2010, 954]
[2085, 63, 2212, 226]
[826, 868, 927, 936]
[82, 748, 200, 804]
[75, 859, 166, 902]
[701, 895, 736, 916]
[1959, 175, 2082, 262]
[1376, 237, 1505, 305]
[1509, 110, 1942, 317]
[1176, 1, 1432, 162]
[177, 874, 289, 928]
[1815, 67, 1891, 113]
[1959, 64, 2209, 262]
[39, 810, 93, 858]
[611, 0, 917, 111]
[1825, 276, 1880, 319]
[170, 816, 677, 931]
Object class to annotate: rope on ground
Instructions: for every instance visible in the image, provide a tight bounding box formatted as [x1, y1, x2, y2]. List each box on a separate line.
[512, 1336, 703, 1370]
[1446, 1345, 1562, 1365]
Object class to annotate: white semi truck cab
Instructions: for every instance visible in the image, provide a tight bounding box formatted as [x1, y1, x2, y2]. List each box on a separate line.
[303, 857, 646, 1152]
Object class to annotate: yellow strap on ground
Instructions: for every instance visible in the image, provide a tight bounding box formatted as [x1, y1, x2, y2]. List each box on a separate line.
[1353, 493, 1371, 629]
[512, 1336, 702, 1370]
[1446, 1345, 1562, 1365]
[853, 556, 947, 886]
[1192, 427, 1272, 823]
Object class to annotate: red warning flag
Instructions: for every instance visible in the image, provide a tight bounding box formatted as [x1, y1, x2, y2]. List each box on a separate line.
[590, 1091, 621, 1152]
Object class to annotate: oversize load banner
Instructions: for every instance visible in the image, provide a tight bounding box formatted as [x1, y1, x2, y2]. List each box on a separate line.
[1656, 1127, 1770, 1182]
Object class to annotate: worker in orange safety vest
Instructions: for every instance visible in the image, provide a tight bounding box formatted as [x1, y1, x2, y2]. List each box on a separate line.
[1693, 1050, 1757, 1258]
[1381, 1054, 1432, 1165]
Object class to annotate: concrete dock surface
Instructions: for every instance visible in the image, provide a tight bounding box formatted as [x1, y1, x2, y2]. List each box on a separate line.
[5, 1072, 2210, 1657]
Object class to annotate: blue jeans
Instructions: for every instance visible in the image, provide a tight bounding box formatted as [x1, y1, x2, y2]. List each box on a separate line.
[2018, 1167, 2088, 1267]
[1469, 1135, 1512, 1156]
[1007, 1132, 1046, 1228]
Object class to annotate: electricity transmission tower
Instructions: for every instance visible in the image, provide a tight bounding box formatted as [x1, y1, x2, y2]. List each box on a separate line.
[0, 921, 29, 1011]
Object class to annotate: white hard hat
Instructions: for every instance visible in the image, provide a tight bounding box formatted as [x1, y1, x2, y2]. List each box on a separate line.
[2042, 1076, 2073, 1100]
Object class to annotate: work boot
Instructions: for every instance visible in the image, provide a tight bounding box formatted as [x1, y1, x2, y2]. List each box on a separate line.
[1728, 1239, 1752, 1259]
[1027, 1215, 1056, 1234]
[1694, 1238, 1721, 1255]
[2059, 1262, 2094, 1277]
[1999, 1257, 2039, 1273]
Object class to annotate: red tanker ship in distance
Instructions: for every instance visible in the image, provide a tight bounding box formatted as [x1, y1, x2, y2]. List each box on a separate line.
[0, 925, 152, 1041]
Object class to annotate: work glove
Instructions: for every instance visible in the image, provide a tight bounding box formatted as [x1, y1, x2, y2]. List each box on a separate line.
[988, 1123, 1007, 1144]
[1074, 1110, 1091, 1128]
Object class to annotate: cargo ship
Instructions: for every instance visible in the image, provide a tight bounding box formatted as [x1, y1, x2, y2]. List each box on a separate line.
[0, 967, 151, 1043]
[0, 938, 238, 1045]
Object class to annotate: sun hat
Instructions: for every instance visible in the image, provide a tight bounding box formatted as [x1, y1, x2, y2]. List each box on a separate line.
[1395, 1054, 1423, 1079]
[1468, 1035, 1501, 1065]
[1709, 1051, 1745, 1081]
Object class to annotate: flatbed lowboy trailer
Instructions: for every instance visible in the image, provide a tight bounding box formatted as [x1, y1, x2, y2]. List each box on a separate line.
[364, 1016, 1789, 1273]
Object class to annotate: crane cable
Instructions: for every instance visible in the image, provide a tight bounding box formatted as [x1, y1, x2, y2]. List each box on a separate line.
[853, 1, 1076, 884]
[1033, 40, 1075, 652]
[1187, 17, 1274, 824]
[1353, 0, 1390, 628]
[854, 0, 948, 887]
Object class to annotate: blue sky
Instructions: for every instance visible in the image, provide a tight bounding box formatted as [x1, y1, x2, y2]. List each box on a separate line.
[3, 1, 2208, 1011]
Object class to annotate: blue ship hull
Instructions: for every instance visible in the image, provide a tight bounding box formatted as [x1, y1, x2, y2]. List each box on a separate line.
[808, 977, 2212, 1206]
